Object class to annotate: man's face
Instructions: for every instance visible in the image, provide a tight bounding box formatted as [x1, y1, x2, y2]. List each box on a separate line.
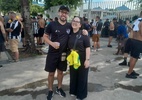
[9, 14, 12, 19]
[58, 10, 69, 22]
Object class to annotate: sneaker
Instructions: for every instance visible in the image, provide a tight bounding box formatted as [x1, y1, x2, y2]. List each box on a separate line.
[47, 90, 54, 100]
[98, 48, 102, 50]
[125, 73, 137, 79]
[107, 45, 112, 47]
[56, 87, 66, 97]
[131, 71, 139, 76]
[119, 60, 127, 66]
[70, 94, 76, 97]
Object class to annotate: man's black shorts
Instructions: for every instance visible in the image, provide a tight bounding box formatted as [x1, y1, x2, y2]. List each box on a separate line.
[124, 38, 132, 53]
[45, 53, 67, 72]
[38, 28, 44, 37]
[130, 39, 142, 59]
[109, 30, 115, 37]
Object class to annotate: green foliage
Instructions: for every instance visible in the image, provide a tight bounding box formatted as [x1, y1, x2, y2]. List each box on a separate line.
[44, 0, 82, 10]
[30, 5, 44, 16]
[0, 0, 21, 13]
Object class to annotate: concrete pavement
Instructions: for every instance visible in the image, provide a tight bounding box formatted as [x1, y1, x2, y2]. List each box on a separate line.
[0, 38, 142, 100]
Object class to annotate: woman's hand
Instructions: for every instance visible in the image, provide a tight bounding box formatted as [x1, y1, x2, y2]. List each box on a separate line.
[84, 60, 90, 68]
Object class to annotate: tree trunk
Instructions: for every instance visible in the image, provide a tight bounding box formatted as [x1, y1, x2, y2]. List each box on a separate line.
[21, 0, 38, 54]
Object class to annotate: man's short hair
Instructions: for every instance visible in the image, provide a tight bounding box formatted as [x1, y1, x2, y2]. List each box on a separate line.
[9, 12, 16, 16]
[38, 14, 43, 18]
[96, 16, 100, 19]
[58, 5, 70, 12]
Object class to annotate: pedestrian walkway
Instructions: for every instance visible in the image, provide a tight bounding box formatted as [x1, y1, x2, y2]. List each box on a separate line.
[0, 38, 142, 100]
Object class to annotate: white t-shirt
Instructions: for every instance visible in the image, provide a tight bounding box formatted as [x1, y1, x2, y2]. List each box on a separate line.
[133, 18, 142, 32]
[92, 21, 97, 34]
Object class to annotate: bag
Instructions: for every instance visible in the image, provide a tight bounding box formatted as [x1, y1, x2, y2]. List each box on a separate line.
[61, 52, 67, 61]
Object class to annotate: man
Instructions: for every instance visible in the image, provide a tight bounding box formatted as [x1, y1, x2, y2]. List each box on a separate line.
[107, 18, 117, 47]
[103, 19, 110, 37]
[43, 6, 71, 100]
[92, 16, 102, 51]
[6, 12, 21, 62]
[37, 14, 45, 45]
[126, 11, 142, 79]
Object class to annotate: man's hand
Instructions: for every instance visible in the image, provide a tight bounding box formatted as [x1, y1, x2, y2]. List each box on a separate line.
[82, 29, 88, 35]
[6, 28, 13, 32]
[51, 42, 60, 49]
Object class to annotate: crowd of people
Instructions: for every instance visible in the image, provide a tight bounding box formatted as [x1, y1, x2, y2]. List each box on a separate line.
[0, 5, 142, 100]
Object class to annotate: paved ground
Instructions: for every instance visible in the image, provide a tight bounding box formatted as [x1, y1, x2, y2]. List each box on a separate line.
[0, 38, 142, 100]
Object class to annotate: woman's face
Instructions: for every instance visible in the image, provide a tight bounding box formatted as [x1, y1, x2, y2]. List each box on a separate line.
[71, 17, 81, 29]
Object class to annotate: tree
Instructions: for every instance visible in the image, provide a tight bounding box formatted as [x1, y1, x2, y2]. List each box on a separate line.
[21, 0, 37, 53]
[0, 0, 21, 14]
[44, 0, 82, 10]
[30, 5, 44, 16]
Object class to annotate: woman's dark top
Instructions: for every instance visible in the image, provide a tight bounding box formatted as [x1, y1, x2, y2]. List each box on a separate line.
[68, 30, 90, 53]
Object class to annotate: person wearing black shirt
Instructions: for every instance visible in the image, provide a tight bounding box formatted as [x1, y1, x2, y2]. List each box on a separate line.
[43, 6, 71, 100]
[68, 16, 90, 100]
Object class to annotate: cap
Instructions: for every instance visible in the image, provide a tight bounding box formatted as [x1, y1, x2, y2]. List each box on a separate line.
[58, 5, 70, 12]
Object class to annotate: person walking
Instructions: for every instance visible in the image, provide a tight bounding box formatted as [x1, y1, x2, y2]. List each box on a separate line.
[68, 16, 90, 100]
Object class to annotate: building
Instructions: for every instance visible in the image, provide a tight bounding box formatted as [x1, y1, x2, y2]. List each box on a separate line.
[32, 0, 44, 6]
[83, 1, 141, 21]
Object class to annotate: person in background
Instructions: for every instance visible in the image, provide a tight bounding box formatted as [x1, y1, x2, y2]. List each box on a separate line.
[68, 16, 90, 100]
[0, 16, 6, 67]
[125, 11, 142, 79]
[6, 12, 21, 62]
[107, 18, 117, 47]
[32, 17, 38, 45]
[114, 19, 128, 55]
[37, 14, 45, 45]
[119, 17, 138, 66]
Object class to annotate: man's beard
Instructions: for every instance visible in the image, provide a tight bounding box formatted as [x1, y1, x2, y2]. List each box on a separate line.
[60, 17, 67, 22]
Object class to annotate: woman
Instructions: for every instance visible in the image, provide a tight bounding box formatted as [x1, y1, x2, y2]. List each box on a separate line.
[0, 16, 6, 67]
[68, 16, 90, 100]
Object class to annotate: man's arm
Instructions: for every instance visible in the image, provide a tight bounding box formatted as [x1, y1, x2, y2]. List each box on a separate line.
[0, 22, 6, 41]
[43, 33, 60, 49]
[139, 22, 142, 37]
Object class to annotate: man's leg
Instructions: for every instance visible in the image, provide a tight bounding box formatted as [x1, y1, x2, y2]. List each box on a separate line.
[56, 69, 66, 97]
[14, 51, 19, 61]
[57, 69, 63, 89]
[108, 36, 113, 47]
[128, 57, 137, 74]
[47, 72, 55, 100]
[48, 72, 55, 91]
[126, 57, 138, 79]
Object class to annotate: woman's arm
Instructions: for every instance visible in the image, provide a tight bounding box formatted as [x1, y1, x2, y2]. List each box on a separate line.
[84, 47, 90, 68]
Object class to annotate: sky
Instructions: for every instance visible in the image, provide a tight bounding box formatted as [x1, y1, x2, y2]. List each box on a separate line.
[92, 0, 127, 2]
